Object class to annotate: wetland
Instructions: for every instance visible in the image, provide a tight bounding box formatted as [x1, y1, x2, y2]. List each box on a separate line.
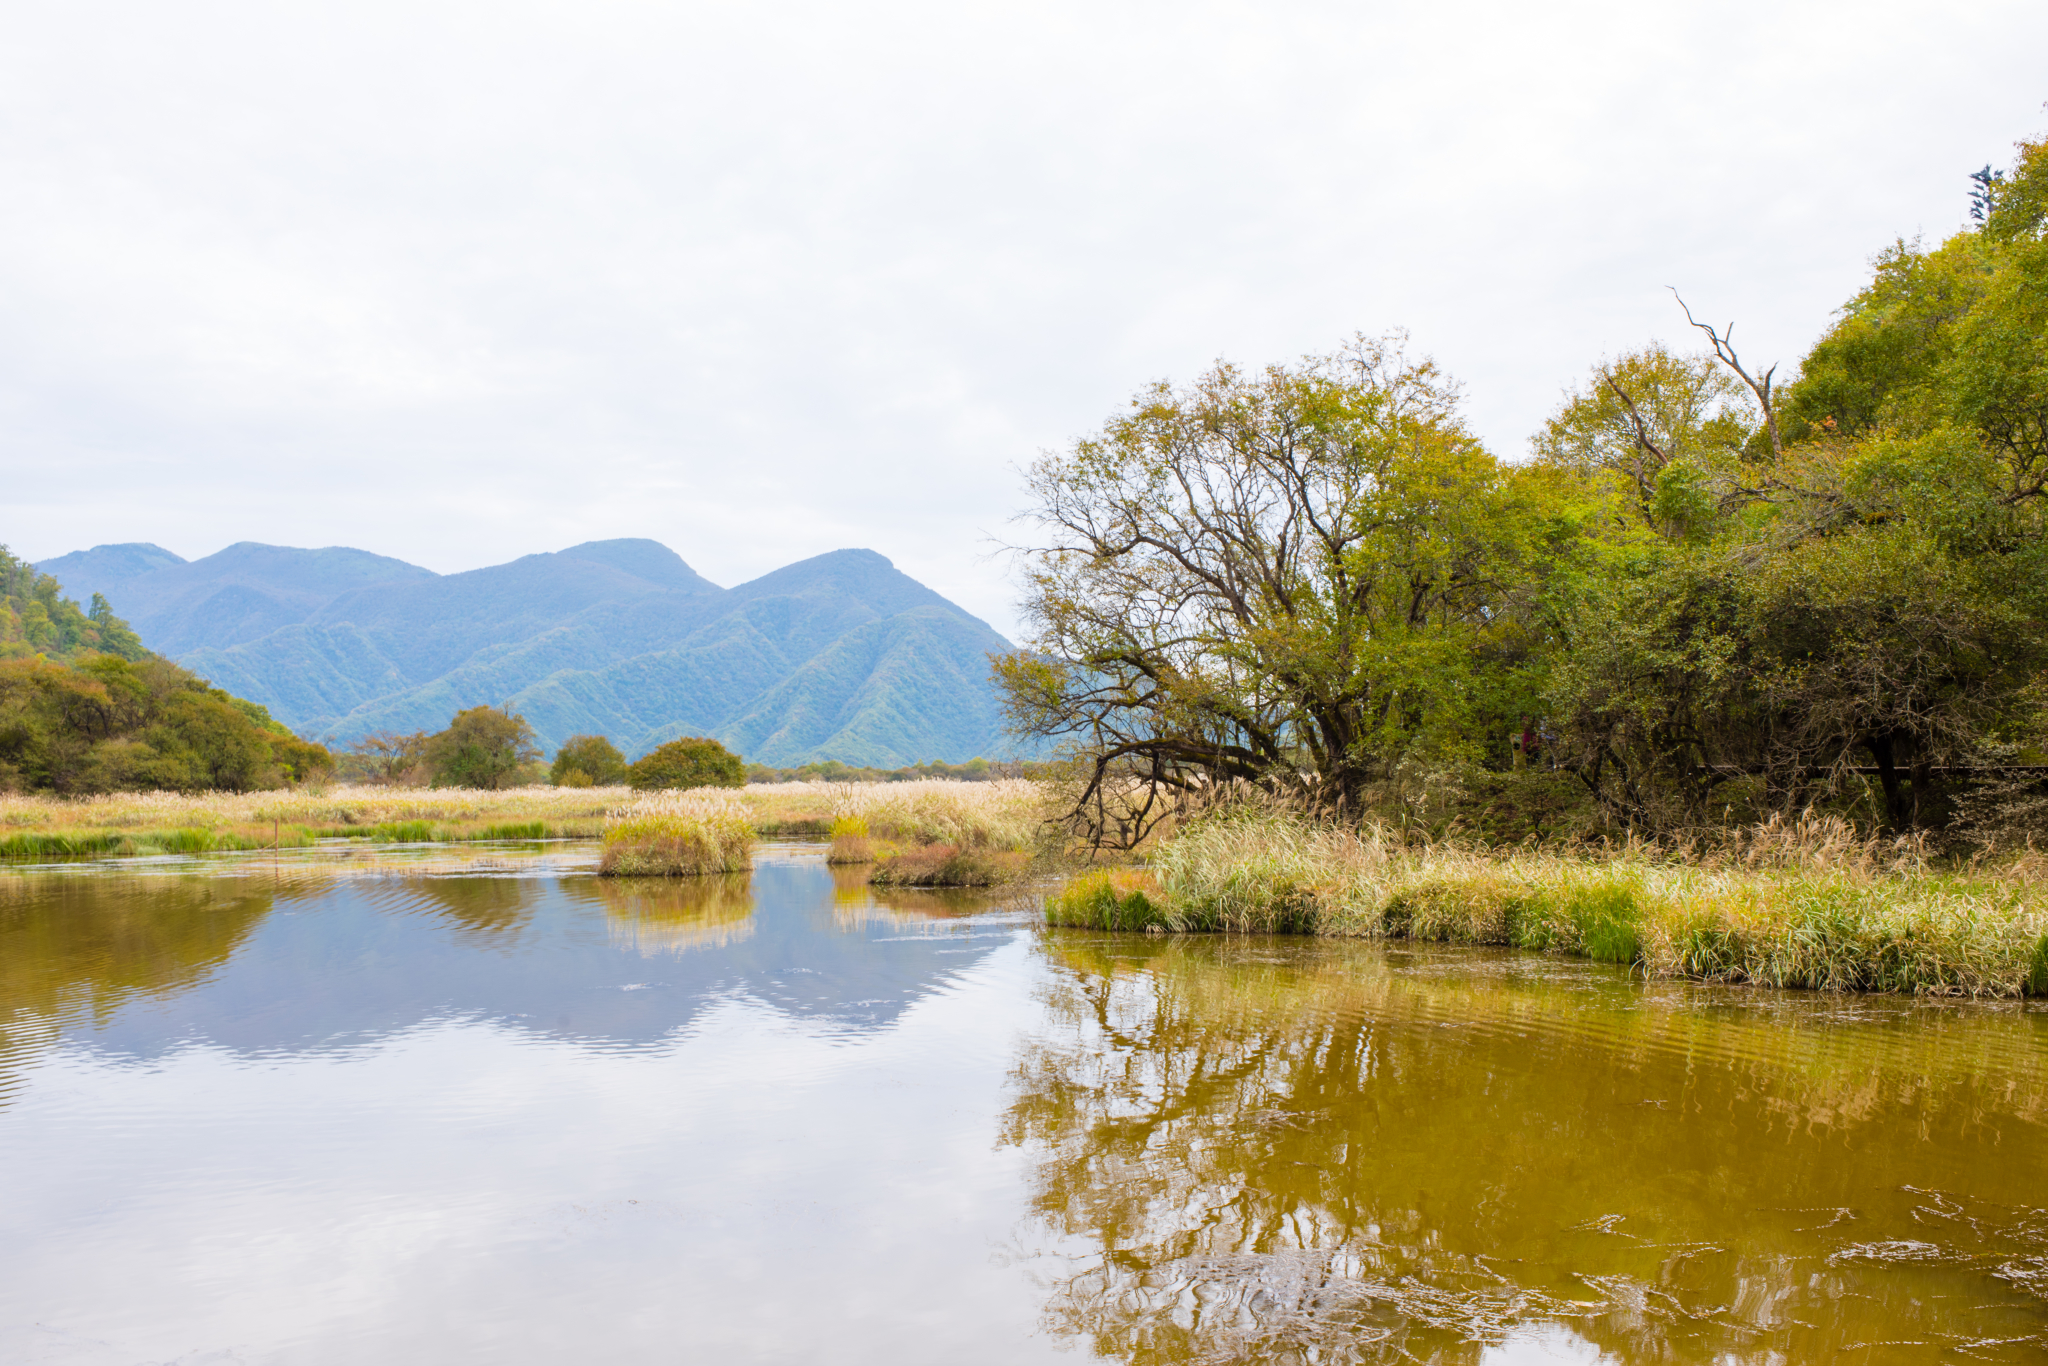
[2, 841, 2045, 1363]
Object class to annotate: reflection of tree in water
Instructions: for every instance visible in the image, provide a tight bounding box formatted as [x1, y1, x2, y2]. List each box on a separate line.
[409, 876, 542, 946]
[0, 874, 274, 1093]
[590, 874, 755, 955]
[1001, 935, 2048, 1365]
[831, 866, 988, 932]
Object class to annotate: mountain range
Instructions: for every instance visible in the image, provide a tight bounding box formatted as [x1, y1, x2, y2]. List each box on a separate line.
[37, 539, 1024, 766]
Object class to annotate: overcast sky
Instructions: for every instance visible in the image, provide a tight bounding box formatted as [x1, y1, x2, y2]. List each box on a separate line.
[5, 0, 2043, 636]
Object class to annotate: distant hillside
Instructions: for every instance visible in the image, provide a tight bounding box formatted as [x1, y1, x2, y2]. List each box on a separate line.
[45, 539, 1026, 767]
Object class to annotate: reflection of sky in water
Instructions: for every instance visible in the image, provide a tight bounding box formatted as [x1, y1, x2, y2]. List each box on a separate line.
[0, 856, 1064, 1366]
[57, 857, 1018, 1061]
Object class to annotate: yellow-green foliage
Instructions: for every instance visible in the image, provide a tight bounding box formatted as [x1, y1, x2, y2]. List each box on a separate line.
[599, 792, 756, 877]
[826, 814, 871, 864]
[1061, 809, 2048, 997]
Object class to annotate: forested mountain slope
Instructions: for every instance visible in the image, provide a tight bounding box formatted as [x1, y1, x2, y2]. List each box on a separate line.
[42, 539, 1021, 767]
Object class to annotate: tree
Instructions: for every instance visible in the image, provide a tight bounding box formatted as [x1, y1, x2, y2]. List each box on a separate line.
[995, 334, 1577, 844]
[422, 706, 540, 789]
[0, 546, 148, 663]
[0, 653, 325, 794]
[627, 737, 745, 790]
[345, 730, 430, 785]
[551, 733, 628, 787]
[1539, 136, 2048, 834]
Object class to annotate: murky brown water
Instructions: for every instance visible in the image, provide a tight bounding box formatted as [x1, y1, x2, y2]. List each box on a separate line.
[3, 845, 2044, 1363]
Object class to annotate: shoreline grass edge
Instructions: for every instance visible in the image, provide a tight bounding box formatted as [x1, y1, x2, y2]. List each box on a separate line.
[1045, 814, 2048, 999]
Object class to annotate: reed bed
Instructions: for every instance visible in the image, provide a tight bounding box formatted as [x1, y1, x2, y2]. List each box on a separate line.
[1046, 810, 2048, 998]
[743, 779, 1049, 885]
[598, 791, 756, 877]
[0, 784, 624, 857]
[744, 778, 1048, 847]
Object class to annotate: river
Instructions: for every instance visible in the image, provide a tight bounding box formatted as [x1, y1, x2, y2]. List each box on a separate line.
[2, 843, 2044, 1363]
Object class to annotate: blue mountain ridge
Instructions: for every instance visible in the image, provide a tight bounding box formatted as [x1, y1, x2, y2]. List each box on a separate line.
[36, 539, 1028, 766]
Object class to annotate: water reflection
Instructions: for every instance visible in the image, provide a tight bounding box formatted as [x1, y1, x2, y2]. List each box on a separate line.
[593, 874, 756, 955]
[0, 851, 1056, 1366]
[1005, 934, 2048, 1364]
[0, 853, 1017, 1071]
[411, 874, 541, 945]
[0, 875, 274, 1098]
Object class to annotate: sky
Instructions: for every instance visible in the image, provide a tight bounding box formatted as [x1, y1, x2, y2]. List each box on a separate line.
[5, 0, 2044, 639]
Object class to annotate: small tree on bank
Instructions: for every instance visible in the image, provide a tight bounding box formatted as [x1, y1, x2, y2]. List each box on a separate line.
[628, 737, 745, 790]
[424, 706, 540, 789]
[552, 734, 629, 787]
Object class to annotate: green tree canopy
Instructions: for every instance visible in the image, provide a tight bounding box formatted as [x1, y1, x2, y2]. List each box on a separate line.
[422, 707, 541, 790]
[627, 737, 745, 791]
[995, 334, 1585, 844]
[551, 733, 629, 787]
[0, 547, 147, 663]
[1537, 134, 2048, 834]
[0, 654, 332, 794]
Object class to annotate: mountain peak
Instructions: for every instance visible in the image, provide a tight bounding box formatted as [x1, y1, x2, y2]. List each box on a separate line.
[555, 539, 722, 593]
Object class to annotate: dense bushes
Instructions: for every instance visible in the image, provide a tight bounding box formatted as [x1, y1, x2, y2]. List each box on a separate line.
[628, 736, 744, 790]
[0, 654, 332, 794]
[1001, 135, 2048, 847]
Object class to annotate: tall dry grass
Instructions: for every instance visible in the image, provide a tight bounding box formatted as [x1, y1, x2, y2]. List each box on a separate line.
[0, 783, 628, 856]
[1046, 808, 2048, 998]
[598, 791, 756, 877]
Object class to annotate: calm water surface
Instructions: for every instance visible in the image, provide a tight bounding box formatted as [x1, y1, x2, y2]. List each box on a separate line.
[3, 843, 2045, 1364]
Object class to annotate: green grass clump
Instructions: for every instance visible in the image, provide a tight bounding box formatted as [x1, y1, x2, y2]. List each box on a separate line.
[0, 830, 129, 858]
[477, 821, 548, 840]
[1044, 870, 1173, 930]
[599, 796, 755, 877]
[371, 820, 441, 843]
[1, 825, 319, 859]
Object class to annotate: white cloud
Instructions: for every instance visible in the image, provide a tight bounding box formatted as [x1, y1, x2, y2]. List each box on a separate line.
[3, 0, 2043, 634]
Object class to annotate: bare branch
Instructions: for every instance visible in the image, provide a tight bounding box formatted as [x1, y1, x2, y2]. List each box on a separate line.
[1671, 289, 1783, 457]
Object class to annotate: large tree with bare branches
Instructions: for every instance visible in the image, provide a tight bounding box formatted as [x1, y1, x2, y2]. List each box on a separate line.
[995, 335, 1571, 845]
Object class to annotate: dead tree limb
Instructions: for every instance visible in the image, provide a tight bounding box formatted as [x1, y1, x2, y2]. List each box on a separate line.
[1672, 289, 1783, 458]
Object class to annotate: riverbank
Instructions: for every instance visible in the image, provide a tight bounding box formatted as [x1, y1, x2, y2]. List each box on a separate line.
[1046, 810, 2048, 998]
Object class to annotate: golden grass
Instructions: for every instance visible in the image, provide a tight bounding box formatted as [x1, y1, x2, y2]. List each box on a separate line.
[743, 778, 1049, 848]
[598, 790, 756, 877]
[0, 783, 627, 856]
[868, 842, 1030, 887]
[1048, 809, 2048, 998]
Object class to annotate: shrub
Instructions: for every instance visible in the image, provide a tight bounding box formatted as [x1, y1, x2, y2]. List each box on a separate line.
[551, 734, 628, 787]
[0, 653, 326, 794]
[628, 737, 745, 791]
